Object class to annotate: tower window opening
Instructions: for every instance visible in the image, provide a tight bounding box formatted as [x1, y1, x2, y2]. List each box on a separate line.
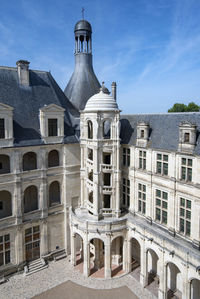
[89, 192, 93, 203]
[88, 121, 93, 139]
[88, 170, 93, 181]
[184, 132, 190, 143]
[141, 130, 144, 138]
[103, 173, 111, 186]
[103, 120, 111, 139]
[103, 194, 110, 209]
[88, 148, 93, 160]
[103, 153, 111, 164]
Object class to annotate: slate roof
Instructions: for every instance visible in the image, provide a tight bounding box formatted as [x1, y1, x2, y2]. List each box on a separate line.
[0, 66, 79, 147]
[120, 113, 200, 155]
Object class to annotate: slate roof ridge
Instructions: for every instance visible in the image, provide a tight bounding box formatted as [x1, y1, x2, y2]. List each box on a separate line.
[0, 65, 49, 74]
[121, 112, 200, 116]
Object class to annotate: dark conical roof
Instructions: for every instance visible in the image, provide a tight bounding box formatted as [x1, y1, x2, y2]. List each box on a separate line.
[74, 20, 92, 32]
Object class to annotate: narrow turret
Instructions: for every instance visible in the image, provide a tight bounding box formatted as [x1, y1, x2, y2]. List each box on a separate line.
[64, 20, 100, 111]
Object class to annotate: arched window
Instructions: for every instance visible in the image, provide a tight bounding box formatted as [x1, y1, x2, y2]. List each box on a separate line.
[0, 191, 12, 219]
[23, 152, 37, 171]
[49, 181, 60, 207]
[24, 186, 38, 213]
[184, 132, 190, 143]
[88, 121, 93, 139]
[89, 191, 93, 203]
[103, 120, 111, 139]
[0, 155, 10, 174]
[88, 170, 93, 181]
[48, 150, 59, 168]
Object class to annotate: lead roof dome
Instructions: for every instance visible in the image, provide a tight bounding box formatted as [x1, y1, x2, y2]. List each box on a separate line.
[84, 84, 119, 112]
[74, 20, 92, 32]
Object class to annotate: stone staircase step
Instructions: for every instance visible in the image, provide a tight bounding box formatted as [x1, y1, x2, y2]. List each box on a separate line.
[26, 265, 48, 276]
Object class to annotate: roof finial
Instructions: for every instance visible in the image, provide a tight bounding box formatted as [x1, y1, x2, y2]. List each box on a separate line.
[82, 7, 85, 20]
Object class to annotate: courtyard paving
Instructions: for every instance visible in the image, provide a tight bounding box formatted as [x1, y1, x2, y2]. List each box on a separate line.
[0, 257, 157, 299]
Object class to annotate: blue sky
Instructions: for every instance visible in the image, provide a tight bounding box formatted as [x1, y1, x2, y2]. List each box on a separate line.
[0, 0, 200, 113]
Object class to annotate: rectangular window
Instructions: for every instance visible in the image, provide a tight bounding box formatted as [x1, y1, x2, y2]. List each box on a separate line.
[0, 119, 5, 139]
[0, 234, 10, 266]
[138, 183, 146, 214]
[139, 150, 146, 170]
[155, 189, 168, 225]
[123, 178, 130, 208]
[0, 201, 3, 210]
[179, 197, 191, 236]
[181, 158, 192, 182]
[123, 148, 130, 167]
[156, 153, 168, 175]
[48, 119, 57, 137]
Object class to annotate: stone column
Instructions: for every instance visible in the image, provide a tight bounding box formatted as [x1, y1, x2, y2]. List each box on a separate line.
[140, 246, 148, 287]
[158, 256, 167, 299]
[15, 225, 24, 265]
[39, 176, 48, 218]
[14, 178, 23, 225]
[83, 240, 90, 277]
[123, 239, 127, 271]
[70, 233, 76, 266]
[40, 219, 48, 256]
[127, 239, 132, 273]
[94, 239, 101, 269]
[104, 236, 111, 278]
[84, 36, 86, 52]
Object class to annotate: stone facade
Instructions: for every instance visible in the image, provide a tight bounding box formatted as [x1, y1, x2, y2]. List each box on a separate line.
[0, 18, 200, 299]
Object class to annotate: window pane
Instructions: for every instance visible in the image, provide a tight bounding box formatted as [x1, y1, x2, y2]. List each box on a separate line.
[156, 198, 161, 206]
[181, 167, 186, 180]
[182, 158, 186, 165]
[156, 208, 160, 220]
[186, 221, 191, 235]
[143, 202, 146, 214]
[188, 168, 192, 181]
[5, 251, 10, 264]
[143, 151, 146, 157]
[157, 162, 161, 173]
[143, 159, 146, 169]
[162, 192, 168, 200]
[25, 228, 32, 235]
[139, 158, 142, 168]
[48, 119, 57, 137]
[139, 201, 141, 212]
[163, 163, 168, 175]
[0, 252, 3, 266]
[163, 155, 168, 161]
[162, 211, 167, 224]
[188, 159, 192, 167]
[138, 183, 141, 190]
[0, 236, 3, 243]
[139, 151, 142, 157]
[156, 189, 161, 197]
[180, 218, 184, 232]
[157, 154, 162, 160]
[186, 210, 191, 219]
[186, 200, 191, 209]
[180, 208, 185, 217]
[4, 235, 9, 242]
[0, 119, 5, 139]
[180, 198, 185, 207]
[162, 201, 167, 209]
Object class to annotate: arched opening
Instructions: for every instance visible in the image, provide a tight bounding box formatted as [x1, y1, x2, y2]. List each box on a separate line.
[49, 181, 60, 207]
[146, 249, 159, 296]
[48, 150, 59, 168]
[141, 129, 144, 138]
[90, 238, 104, 278]
[0, 191, 12, 219]
[23, 152, 37, 171]
[88, 170, 93, 181]
[88, 120, 93, 139]
[111, 236, 124, 277]
[130, 238, 141, 281]
[73, 233, 84, 270]
[24, 186, 38, 213]
[0, 155, 10, 174]
[190, 278, 200, 299]
[167, 262, 182, 298]
[88, 191, 93, 203]
[103, 120, 111, 139]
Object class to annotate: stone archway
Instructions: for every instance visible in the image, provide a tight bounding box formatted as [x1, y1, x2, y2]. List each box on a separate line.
[89, 238, 104, 278]
[166, 262, 182, 298]
[130, 237, 141, 281]
[71, 233, 84, 272]
[146, 248, 159, 296]
[111, 236, 124, 277]
[190, 278, 200, 299]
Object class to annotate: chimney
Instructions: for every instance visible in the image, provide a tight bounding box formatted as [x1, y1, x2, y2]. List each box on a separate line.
[16, 60, 30, 86]
[111, 82, 117, 101]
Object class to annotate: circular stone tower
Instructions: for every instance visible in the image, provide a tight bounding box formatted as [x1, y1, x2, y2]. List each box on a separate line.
[64, 20, 100, 111]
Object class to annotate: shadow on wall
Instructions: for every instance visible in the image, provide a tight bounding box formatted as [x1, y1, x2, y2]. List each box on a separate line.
[120, 119, 134, 144]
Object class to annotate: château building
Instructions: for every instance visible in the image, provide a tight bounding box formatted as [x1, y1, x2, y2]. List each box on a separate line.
[0, 19, 200, 299]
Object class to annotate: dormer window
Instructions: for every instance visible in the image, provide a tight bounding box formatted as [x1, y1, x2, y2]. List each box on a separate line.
[48, 119, 57, 137]
[178, 122, 196, 153]
[39, 104, 65, 144]
[184, 132, 190, 143]
[0, 103, 14, 148]
[136, 122, 149, 147]
[0, 119, 5, 139]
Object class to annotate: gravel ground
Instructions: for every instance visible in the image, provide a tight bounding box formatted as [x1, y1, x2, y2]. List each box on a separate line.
[0, 257, 156, 299]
